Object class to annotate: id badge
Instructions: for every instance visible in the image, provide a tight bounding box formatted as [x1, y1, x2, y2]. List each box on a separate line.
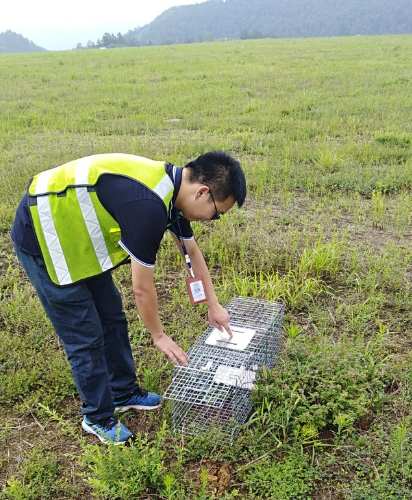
[186, 275, 208, 306]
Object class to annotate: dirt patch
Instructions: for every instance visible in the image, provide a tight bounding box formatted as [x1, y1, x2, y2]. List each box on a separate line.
[354, 414, 375, 431]
[312, 485, 345, 500]
[187, 459, 234, 496]
[318, 425, 337, 445]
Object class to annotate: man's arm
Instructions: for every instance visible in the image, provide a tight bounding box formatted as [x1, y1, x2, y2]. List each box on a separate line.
[131, 259, 189, 365]
[170, 233, 232, 337]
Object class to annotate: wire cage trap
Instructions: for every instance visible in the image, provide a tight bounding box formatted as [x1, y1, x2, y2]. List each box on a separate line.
[163, 296, 284, 443]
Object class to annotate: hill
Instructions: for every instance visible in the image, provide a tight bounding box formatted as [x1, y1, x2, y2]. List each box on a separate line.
[123, 0, 412, 46]
[0, 30, 46, 54]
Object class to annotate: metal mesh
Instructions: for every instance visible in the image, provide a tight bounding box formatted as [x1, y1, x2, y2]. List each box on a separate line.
[163, 296, 284, 442]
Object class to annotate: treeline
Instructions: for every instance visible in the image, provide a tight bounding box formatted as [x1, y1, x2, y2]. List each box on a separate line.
[0, 30, 46, 54]
[75, 0, 412, 49]
[75, 32, 126, 50]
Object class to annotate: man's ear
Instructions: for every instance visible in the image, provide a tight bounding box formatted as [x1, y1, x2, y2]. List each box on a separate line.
[194, 185, 209, 200]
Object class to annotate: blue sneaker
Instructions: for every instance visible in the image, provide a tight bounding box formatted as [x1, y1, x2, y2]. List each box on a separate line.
[114, 387, 162, 413]
[82, 416, 133, 445]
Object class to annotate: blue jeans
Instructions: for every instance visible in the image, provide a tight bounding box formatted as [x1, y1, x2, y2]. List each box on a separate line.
[13, 244, 137, 420]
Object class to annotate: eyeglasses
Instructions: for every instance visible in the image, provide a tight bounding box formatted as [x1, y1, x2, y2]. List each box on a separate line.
[204, 182, 221, 220]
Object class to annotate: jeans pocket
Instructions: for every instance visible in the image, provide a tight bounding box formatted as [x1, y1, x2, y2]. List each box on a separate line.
[33, 254, 47, 269]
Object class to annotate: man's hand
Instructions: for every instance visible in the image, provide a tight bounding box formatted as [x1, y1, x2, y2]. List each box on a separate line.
[153, 334, 189, 366]
[131, 260, 188, 365]
[207, 303, 232, 338]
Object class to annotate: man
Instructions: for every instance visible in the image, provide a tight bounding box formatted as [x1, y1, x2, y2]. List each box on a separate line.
[11, 150, 246, 444]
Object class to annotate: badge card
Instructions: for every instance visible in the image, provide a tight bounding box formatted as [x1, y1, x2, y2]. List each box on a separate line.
[186, 276, 208, 306]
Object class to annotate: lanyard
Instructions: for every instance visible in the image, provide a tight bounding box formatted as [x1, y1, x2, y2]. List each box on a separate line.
[172, 211, 209, 306]
[174, 215, 195, 278]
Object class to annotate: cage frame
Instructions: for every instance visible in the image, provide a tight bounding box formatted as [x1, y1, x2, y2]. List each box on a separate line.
[163, 296, 284, 442]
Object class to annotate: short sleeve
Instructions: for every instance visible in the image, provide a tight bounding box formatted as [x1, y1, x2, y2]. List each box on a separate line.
[115, 199, 168, 266]
[96, 175, 169, 267]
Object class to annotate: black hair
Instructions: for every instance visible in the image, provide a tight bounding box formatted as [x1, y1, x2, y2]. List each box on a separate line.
[185, 150, 246, 207]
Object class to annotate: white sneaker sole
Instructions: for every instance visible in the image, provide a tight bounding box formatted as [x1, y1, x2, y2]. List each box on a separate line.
[81, 420, 129, 445]
[115, 403, 161, 413]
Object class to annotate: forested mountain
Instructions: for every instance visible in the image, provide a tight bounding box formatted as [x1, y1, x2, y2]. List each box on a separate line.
[0, 31, 46, 54]
[123, 0, 411, 46]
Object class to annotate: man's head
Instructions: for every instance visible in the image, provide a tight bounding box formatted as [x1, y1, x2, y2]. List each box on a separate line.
[185, 150, 246, 208]
[176, 150, 246, 223]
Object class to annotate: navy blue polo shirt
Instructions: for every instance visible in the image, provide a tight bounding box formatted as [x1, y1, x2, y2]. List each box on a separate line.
[11, 163, 193, 268]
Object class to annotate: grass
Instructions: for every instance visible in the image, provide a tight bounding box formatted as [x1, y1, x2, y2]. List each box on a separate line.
[1, 35, 412, 499]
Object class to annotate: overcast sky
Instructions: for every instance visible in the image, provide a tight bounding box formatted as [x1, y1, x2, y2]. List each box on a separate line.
[1, 0, 206, 51]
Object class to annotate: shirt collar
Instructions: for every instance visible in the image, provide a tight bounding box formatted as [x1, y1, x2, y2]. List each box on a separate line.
[165, 162, 183, 220]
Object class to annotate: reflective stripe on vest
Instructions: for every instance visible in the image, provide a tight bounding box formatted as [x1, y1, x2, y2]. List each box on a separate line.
[29, 154, 174, 286]
[36, 169, 72, 285]
[74, 157, 114, 274]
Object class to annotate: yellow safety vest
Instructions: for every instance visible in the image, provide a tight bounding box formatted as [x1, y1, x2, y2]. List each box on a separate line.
[28, 154, 174, 286]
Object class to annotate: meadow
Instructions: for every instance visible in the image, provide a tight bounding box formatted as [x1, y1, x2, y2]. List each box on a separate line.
[0, 34, 412, 499]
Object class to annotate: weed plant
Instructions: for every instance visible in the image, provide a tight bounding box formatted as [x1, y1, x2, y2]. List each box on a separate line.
[239, 448, 316, 500]
[251, 332, 389, 446]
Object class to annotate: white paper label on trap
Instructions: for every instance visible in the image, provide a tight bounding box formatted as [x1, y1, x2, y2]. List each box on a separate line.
[205, 325, 256, 351]
[201, 360, 214, 371]
[213, 365, 256, 390]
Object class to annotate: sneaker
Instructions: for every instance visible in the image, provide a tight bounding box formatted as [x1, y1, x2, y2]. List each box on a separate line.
[113, 386, 162, 413]
[82, 416, 133, 445]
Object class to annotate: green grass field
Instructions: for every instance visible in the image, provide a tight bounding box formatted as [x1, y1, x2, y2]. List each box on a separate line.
[1, 35, 412, 499]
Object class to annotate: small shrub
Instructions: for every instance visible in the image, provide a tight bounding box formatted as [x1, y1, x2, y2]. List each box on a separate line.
[3, 448, 71, 500]
[252, 335, 388, 443]
[342, 421, 412, 499]
[80, 435, 168, 499]
[240, 448, 315, 500]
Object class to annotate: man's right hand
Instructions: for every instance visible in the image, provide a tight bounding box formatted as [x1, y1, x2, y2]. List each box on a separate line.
[131, 260, 189, 366]
[153, 334, 189, 366]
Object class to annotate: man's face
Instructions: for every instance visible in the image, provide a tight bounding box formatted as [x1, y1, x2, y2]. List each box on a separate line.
[182, 186, 235, 223]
